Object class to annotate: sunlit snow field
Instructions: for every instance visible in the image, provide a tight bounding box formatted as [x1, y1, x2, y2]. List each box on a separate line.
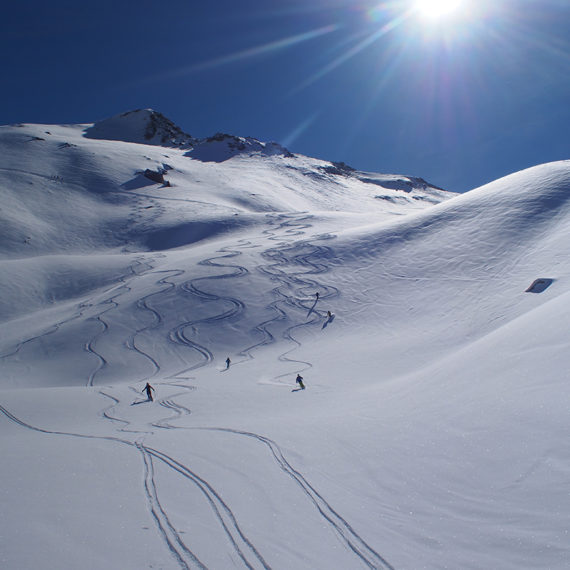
[1, 111, 569, 569]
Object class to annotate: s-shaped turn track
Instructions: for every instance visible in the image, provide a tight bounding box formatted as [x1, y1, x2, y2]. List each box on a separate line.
[240, 214, 340, 380]
[1, 215, 395, 569]
[167, 245, 249, 378]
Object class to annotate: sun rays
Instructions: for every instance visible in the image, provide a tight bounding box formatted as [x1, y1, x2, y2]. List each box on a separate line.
[414, 0, 464, 20]
[122, 0, 569, 161]
[288, 9, 413, 96]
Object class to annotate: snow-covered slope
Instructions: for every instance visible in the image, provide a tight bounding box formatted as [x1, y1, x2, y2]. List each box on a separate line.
[1, 112, 569, 570]
[84, 108, 196, 147]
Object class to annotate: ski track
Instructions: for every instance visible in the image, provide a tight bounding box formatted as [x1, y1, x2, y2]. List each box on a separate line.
[238, 290, 285, 362]
[152, 382, 196, 429]
[168, 247, 249, 379]
[84, 266, 140, 387]
[0, 402, 268, 570]
[0, 256, 153, 369]
[139, 215, 396, 566]
[138, 444, 208, 570]
[142, 444, 272, 570]
[238, 222, 299, 362]
[194, 427, 395, 570]
[0, 215, 398, 569]
[124, 268, 186, 382]
[99, 389, 154, 436]
[240, 214, 338, 382]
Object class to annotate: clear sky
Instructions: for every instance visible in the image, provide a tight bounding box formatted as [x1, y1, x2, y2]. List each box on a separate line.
[2, 0, 569, 192]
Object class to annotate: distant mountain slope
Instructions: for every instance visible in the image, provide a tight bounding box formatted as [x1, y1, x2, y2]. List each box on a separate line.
[2, 110, 568, 390]
[0, 111, 454, 260]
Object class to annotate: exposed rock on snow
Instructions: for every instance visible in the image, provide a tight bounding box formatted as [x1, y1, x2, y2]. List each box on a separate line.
[143, 168, 165, 184]
[525, 277, 554, 293]
[319, 161, 356, 176]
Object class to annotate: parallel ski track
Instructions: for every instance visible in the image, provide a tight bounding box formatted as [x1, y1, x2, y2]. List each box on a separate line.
[142, 444, 272, 570]
[168, 247, 248, 378]
[0, 257, 155, 386]
[155, 398, 193, 429]
[240, 214, 338, 378]
[194, 427, 395, 570]
[125, 269, 186, 381]
[0, 402, 268, 570]
[84, 265, 145, 386]
[238, 288, 287, 361]
[239, 214, 322, 362]
[216, 220, 396, 568]
[138, 444, 208, 570]
[0, 257, 149, 360]
[1, 215, 395, 569]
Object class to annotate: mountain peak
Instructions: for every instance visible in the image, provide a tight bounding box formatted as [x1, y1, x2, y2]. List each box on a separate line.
[84, 109, 195, 147]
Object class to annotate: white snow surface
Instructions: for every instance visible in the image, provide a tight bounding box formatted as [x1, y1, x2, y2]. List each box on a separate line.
[1, 115, 569, 570]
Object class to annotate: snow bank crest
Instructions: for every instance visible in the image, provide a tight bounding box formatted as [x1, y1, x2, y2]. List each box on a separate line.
[84, 109, 195, 147]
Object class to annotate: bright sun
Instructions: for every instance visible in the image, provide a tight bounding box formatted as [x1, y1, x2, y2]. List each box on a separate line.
[414, 0, 463, 20]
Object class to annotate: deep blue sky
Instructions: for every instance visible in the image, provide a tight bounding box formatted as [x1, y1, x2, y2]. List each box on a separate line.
[2, 0, 569, 192]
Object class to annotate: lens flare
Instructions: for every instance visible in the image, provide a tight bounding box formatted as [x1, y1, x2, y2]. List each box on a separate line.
[415, 0, 463, 19]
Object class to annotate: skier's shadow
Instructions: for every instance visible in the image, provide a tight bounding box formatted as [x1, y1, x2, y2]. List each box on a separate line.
[322, 314, 335, 329]
[131, 398, 152, 406]
[291, 388, 304, 392]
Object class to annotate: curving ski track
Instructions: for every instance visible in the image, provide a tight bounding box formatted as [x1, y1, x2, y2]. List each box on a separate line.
[0, 213, 398, 569]
[142, 444, 272, 570]
[168, 247, 249, 378]
[0, 402, 269, 570]
[138, 444, 208, 570]
[194, 427, 395, 570]
[124, 269, 186, 382]
[240, 214, 339, 379]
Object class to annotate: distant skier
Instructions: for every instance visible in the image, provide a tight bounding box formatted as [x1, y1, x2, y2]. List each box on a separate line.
[327, 310, 332, 319]
[296, 374, 305, 390]
[315, 292, 319, 300]
[143, 382, 155, 401]
[225, 357, 231, 369]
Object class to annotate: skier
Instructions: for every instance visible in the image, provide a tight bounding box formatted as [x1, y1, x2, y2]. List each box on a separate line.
[143, 382, 155, 401]
[225, 357, 231, 369]
[315, 292, 319, 300]
[327, 310, 332, 318]
[296, 374, 305, 390]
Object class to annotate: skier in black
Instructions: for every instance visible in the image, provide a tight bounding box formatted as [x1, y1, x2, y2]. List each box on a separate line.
[143, 382, 155, 401]
[296, 374, 305, 390]
[225, 357, 231, 369]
